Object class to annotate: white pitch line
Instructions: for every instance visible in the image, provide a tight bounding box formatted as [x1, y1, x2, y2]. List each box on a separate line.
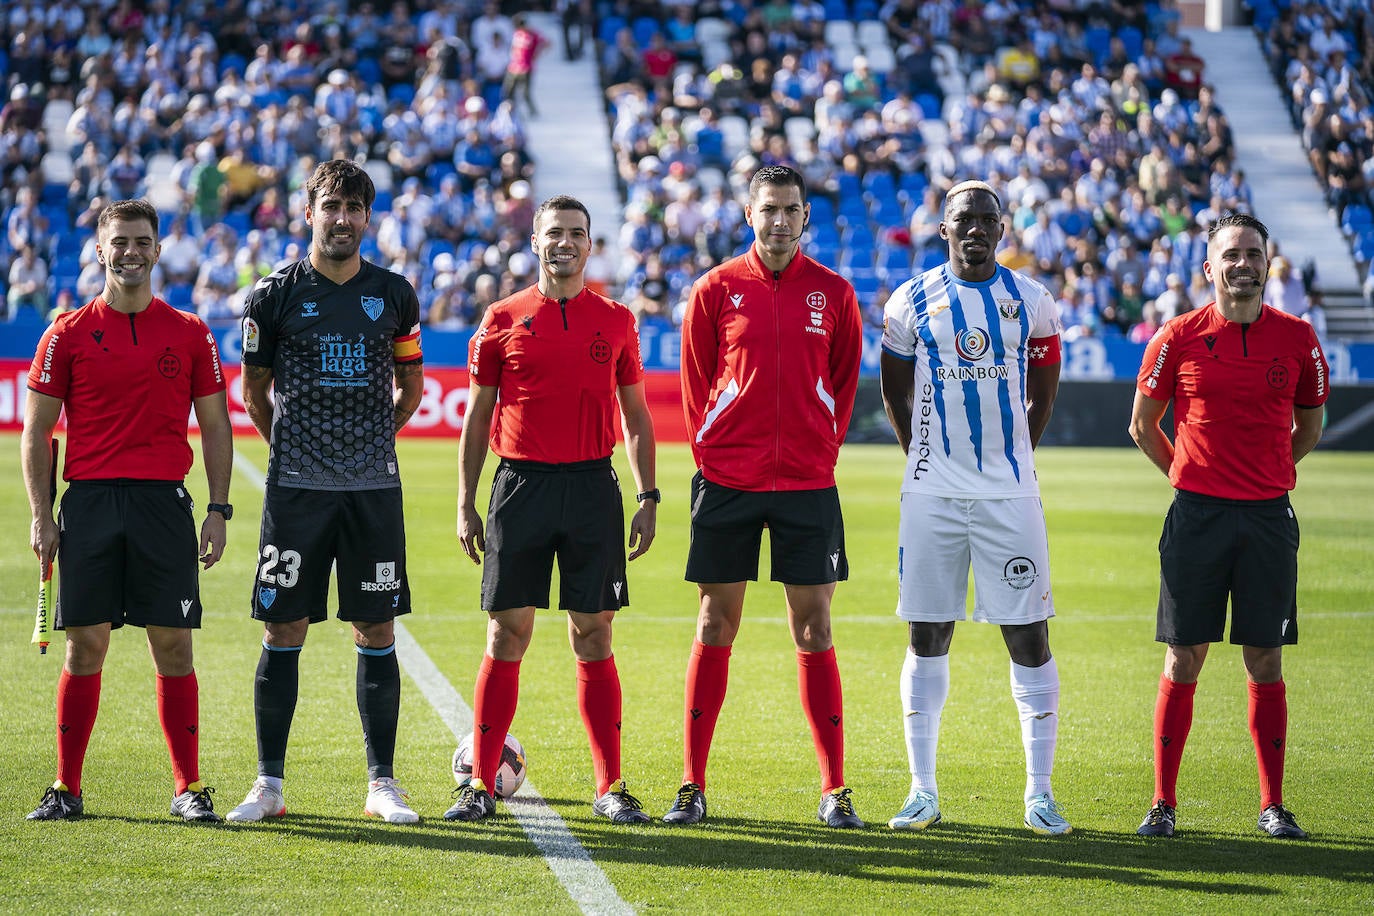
[235, 449, 632, 916]
[393, 626, 634, 916]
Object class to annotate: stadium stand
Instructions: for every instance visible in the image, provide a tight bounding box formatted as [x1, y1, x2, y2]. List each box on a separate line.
[0, 0, 539, 328]
[593, 0, 1373, 341]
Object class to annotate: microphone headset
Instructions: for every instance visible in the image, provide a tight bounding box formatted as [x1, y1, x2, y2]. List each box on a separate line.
[98, 252, 125, 274]
[789, 215, 811, 243]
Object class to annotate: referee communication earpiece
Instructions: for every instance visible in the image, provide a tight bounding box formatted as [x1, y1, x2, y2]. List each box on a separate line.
[790, 216, 810, 243]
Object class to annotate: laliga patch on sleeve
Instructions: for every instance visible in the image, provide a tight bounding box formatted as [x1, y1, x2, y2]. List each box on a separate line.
[242, 317, 260, 353]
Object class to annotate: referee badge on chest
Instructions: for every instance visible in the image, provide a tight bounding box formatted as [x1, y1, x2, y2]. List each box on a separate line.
[361, 296, 384, 321]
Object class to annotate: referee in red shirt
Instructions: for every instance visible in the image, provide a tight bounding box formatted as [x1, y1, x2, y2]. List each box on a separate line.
[22, 199, 233, 822]
[664, 166, 865, 828]
[445, 195, 658, 824]
[1130, 213, 1328, 839]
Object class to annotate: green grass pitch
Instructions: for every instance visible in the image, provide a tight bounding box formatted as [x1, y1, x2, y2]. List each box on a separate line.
[1, 433, 1371, 913]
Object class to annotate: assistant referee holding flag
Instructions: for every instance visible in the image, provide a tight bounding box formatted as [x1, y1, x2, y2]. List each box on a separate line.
[1130, 213, 1328, 839]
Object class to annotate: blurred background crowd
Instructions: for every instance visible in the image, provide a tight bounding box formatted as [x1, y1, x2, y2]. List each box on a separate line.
[2, 0, 1370, 345]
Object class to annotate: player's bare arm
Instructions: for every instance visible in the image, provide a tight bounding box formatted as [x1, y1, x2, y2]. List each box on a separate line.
[193, 390, 233, 569]
[393, 360, 424, 430]
[457, 382, 499, 564]
[21, 391, 63, 568]
[1292, 406, 1324, 463]
[1129, 390, 1175, 475]
[1025, 360, 1060, 449]
[241, 364, 275, 443]
[879, 351, 915, 453]
[618, 380, 657, 561]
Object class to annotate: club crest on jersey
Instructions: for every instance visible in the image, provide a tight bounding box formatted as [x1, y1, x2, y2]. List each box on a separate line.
[361, 296, 384, 321]
[954, 327, 991, 361]
[997, 298, 1022, 321]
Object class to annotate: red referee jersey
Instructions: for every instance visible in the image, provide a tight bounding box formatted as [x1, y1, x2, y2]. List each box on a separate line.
[469, 285, 643, 464]
[28, 298, 226, 481]
[1137, 302, 1328, 500]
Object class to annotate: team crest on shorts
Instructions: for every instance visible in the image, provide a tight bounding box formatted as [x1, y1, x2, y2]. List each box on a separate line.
[259, 586, 277, 608]
[361, 296, 384, 321]
[997, 298, 1022, 321]
[1002, 557, 1038, 590]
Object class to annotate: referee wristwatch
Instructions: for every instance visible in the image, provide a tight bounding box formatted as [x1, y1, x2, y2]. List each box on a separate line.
[635, 488, 661, 505]
[207, 503, 234, 520]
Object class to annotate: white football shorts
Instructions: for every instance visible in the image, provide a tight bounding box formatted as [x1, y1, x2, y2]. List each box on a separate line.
[895, 493, 1055, 625]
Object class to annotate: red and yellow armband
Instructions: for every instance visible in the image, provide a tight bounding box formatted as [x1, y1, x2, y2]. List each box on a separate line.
[394, 326, 422, 363]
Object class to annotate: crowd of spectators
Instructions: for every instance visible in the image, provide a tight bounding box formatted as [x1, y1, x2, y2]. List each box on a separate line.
[1259, 0, 1374, 302]
[594, 0, 1327, 343]
[1, 0, 542, 326]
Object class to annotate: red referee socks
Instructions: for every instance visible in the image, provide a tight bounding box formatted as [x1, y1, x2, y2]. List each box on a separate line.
[472, 655, 520, 788]
[55, 669, 101, 797]
[157, 671, 201, 795]
[577, 656, 623, 796]
[798, 647, 846, 794]
[1248, 679, 1288, 810]
[1152, 674, 1196, 809]
[682, 640, 731, 790]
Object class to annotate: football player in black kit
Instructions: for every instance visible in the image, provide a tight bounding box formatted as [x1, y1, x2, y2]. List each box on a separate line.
[226, 159, 426, 824]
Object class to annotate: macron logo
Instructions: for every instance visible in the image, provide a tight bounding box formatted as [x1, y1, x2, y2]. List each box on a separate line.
[180, 599, 193, 618]
[730, 294, 744, 309]
[830, 551, 840, 571]
[613, 581, 623, 600]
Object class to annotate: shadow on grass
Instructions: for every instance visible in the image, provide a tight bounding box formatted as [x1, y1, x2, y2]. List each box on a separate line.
[62, 803, 1374, 892]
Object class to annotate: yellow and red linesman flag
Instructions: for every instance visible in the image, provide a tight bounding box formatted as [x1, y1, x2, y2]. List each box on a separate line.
[31, 438, 58, 655]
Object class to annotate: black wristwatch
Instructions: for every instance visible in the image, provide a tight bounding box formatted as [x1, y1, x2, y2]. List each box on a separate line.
[635, 488, 661, 504]
[207, 503, 234, 520]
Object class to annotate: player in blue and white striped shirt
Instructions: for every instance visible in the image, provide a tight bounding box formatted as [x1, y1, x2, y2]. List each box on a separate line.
[879, 180, 1071, 836]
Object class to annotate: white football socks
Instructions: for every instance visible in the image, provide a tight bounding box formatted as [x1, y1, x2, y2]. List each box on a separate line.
[901, 650, 950, 798]
[1010, 657, 1060, 805]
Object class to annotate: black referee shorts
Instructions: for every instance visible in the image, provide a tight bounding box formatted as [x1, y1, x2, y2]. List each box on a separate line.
[1157, 489, 1300, 648]
[684, 471, 848, 586]
[56, 480, 202, 630]
[481, 458, 629, 614]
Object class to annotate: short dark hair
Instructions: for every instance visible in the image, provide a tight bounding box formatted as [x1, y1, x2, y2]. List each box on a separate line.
[533, 194, 591, 232]
[97, 198, 159, 237]
[748, 165, 807, 204]
[306, 158, 376, 210]
[1207, 212, 1269, 248]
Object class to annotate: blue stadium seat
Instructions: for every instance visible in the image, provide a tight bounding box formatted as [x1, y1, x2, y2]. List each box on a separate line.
[1341, 203, 1373, 236]
[1084, 26, 1111, 67]
[862, 170, 895, 198]
[372, 189, 393, 213]
[219, 53, 247, 77]
[422, 239, 456, 262]
[852, 0, 879, 19]
[877, 245, 912, 280]
[1118, 26, 1143, 61]
[823, 0, 850, 20]
[599, 15, 627, 46]
[632, 16, 660, 48]
[165, 283, 194, 309]
[919, 247, 948, 271]
[836, 172, 861, 200]
[356, 57, 382, 88]
[915, 93, 942, 121]
[388, 82, 416, 106]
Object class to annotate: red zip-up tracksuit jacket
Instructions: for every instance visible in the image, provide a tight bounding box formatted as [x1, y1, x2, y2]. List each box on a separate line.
[681, 246, 862, 492]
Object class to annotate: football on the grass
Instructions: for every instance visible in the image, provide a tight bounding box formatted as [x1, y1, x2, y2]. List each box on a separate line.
[453, 732, 527, 798]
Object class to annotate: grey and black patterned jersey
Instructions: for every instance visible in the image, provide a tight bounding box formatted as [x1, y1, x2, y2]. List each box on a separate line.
[241, 259, 422, 491]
